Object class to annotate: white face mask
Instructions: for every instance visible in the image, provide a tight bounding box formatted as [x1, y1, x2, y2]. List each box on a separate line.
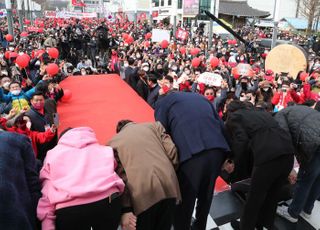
[0, 54, 3, 58]
[142, 67, 149, 72]
[171, 66, 178, 71]
[124, 63, 129, 67]
[9, 47, 14, 51]
[11, 90, 21, 96]
[262, 87, 269, 92]
[35, 60, 41, 66]
[3, 82, 10, 88]
[19, 52, 24, 55]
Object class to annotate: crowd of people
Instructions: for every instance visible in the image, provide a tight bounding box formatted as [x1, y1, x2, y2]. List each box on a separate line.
[0, 14, 320, 230]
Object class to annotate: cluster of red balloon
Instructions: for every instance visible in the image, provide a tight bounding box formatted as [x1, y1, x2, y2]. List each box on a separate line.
[190, 54, 219, 69]
[122, 33, 134, 44]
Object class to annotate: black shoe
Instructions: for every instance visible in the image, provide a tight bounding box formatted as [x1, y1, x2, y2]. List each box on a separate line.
[231, 220, 240, 230]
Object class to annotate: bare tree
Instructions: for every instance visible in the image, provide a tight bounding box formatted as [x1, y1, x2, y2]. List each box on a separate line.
[297, 0, 320, 33]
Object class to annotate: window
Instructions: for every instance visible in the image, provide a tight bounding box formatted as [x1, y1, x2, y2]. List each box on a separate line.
[161, 0, 165, 6]
[199, 0, 210, 12]
[153, 0, 159, 7]
[198, 0, 211, 20]
[178, 0, 182, 9]
[168, 0, 172, 6]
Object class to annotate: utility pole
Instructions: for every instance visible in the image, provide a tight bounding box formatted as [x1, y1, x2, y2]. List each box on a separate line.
[134, 0, 138, 23]
[29, 0, 33, 23]
[208, 0, 219, 50]
[149, 0, 153, 24]
[17, 0, 24, 31]
[173, 0, 178, 41]
[295, 0, 300, 18]
[271, 0, 279, 49]
[5, 0, 14, 36]
[24, 0, 30, 20]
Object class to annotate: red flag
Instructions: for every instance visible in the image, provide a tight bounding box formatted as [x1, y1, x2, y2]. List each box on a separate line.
[71, 0, 86, 7]
[176, 28, 189, 41]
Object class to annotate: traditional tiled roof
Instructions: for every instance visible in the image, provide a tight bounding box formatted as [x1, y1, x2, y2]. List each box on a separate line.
[220, 0, 270, 17]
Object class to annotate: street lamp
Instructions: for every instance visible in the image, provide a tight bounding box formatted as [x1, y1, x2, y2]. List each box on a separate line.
[5, 0, 14, 36]
[271, 0, 279, 49]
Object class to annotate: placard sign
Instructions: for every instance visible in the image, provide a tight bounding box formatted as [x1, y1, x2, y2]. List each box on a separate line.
[198, 72, 223, 87]
[152, 29, 170, 43]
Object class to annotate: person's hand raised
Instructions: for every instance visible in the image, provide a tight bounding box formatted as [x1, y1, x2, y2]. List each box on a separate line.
[7, 108, 17, 119]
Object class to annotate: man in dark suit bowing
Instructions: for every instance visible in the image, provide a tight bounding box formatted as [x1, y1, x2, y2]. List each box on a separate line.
[154, 91, 230, 230]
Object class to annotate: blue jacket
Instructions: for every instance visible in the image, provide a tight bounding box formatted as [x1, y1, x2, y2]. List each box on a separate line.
[0, 131, 41, 230]
[0, 87, 36, 111]
[155, 92, 230, 163]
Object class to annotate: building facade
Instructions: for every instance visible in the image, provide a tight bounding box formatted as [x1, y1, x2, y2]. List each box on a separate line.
[247, 0, 299, 21]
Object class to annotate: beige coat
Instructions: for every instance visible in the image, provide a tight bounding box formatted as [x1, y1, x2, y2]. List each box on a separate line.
[108, 122, 181, 215]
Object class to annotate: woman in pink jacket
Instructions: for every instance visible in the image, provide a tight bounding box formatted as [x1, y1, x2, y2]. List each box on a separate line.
[37, 127, 125, 230]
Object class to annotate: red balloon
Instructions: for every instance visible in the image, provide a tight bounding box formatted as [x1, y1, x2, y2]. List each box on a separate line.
[190, 48, 200, 56]
[38, 28, 44, 33]
[61, 89, 72, 102]
[46, 63, 59, 76]
[144, 41, 150, 48]
[16, 54, 30, 68]
[232, 68, 241, 80]
[25, 19, 31, 25]
[20, 31, 28, 37]
[210, 57, 219, 68]
[179, 47, 186, 54]
[145, 32, 152, 39]
[4, 51, 11, 59]
[48, 48, 59, 59]
[35, 49, 45, 58]
[9, 52, 18, 59]
[125, 36, 134, 44]
[160, 40, 169, 49]
[5, 34, 13, 42]
[227, 39, 237, 45]
[300, 72, 309, 82]
[122, 33, 129, 40]
[192, 58, 201, 68]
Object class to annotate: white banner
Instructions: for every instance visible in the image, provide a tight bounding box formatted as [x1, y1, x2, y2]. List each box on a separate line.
[198, 72, 223, 87]
[45, 11, 97, 19]
[151, 29, 170, 43]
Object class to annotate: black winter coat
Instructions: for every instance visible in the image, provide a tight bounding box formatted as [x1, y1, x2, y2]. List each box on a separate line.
[274, 105, 320, 166]
[226, 108, 294, 166]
